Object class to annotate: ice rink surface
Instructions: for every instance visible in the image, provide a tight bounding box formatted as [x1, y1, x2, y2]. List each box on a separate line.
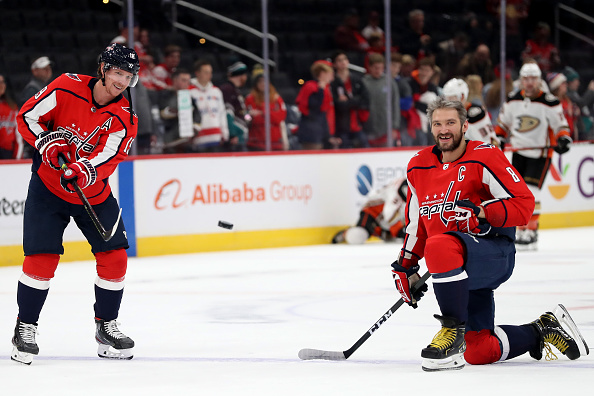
[1, 227, 592, 395]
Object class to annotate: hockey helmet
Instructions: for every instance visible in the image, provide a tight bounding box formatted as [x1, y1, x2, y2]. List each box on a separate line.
[442, 78, 469, 102]
[519, 63, 541, 79]
[99, 43, 140, 87]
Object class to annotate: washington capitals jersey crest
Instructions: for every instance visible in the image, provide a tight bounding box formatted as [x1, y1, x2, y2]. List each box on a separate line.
[17, 73, 137, 205]
[401, 141, 534, 260]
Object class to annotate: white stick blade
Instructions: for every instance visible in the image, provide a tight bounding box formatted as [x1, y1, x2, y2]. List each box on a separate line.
[298, 348, 346, 361]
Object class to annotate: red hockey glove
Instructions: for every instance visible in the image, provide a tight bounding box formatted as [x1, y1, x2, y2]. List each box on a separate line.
[35, 132, 70, 170]
[554, 135, 572, 155]
[454, 200, 491, 236]
[60, 160, 94, 192]
[391, 258, 427, 309]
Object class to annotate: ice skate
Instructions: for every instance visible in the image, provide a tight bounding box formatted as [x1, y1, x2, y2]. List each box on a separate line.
[331, 230, 346, 244]
[421, 315, 466, 371]
[11, 319, 39, 365]
[515, 228, 538, 250]
[95, 318, 134, 360]
[528, 304, 589, 361]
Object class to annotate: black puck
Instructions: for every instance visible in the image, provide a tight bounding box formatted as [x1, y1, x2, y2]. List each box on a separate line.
[218, 220, 234, 230]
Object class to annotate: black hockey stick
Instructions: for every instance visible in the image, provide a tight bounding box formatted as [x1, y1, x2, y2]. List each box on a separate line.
[58, 155, 121, 242]
[298, 271, 431, 361]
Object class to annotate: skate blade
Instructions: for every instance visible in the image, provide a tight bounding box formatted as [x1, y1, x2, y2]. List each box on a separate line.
[97, 344, 134, 360]
[553, 304, 590, 358]
[422, 355, 466, 372]
[11, 347, 34, 365]
[515, 243, 537, 251]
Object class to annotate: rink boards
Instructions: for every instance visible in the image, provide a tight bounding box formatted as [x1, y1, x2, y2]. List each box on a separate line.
[1, 145, 593, 266]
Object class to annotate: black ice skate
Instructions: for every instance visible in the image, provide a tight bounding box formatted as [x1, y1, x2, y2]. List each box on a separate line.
[515, 228, 538, 250]
[11, 318, 39, 365]
[95, 318, 135, 360]
[331, 230, 346, 244]
[421, 315, 466, 372]
[528, 304, 589, 361]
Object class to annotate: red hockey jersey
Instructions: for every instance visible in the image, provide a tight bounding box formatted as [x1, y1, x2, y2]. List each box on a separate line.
[401, 140, 534, 261]
[17, 73, 137, 205]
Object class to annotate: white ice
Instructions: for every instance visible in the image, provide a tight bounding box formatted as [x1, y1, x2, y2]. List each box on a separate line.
[1, 227, 592, 395]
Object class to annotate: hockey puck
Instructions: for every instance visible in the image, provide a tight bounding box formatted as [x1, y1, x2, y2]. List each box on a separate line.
[218, 220, 234, 230]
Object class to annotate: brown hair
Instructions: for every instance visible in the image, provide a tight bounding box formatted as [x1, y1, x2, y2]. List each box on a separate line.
[367, 53, 385, 67]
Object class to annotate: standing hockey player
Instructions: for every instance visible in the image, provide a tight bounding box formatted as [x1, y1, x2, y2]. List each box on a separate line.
[495, 62, 571, 247]
[391, 97, 588, 371]
[12, 43, 138, 364]
[332, 177, 407, 244]
[442, 78, 498, 145]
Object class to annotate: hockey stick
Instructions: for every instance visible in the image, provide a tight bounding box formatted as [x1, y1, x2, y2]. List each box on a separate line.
[58, 155, 121, 242]
[298, 271, 431, 361]
[505, 140, 594, 152]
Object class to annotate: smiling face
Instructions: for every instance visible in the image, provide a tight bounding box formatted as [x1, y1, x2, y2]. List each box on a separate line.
[102, 66, 134, 97]
[431, 108, 468, 155]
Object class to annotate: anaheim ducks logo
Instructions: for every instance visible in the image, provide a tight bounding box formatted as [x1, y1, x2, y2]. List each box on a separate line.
[516, 115, 540, 132]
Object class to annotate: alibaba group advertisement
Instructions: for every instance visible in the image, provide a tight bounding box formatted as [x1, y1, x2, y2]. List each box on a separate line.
[0, 145, 593, 265]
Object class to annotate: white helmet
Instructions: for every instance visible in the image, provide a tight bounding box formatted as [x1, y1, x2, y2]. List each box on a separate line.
[519, 63, 541, 78]
[442, 78, 469, 102]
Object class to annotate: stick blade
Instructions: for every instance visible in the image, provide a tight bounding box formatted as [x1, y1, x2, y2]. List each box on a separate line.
[102, 208, 122, 242]
[298, 348, 346, 361]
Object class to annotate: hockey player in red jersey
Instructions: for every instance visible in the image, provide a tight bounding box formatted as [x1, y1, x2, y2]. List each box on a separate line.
[11, 43, 138, 364]
[391, 97, 588, 371]
[332, 177, 407, 244]
[495, 62, 572, 248]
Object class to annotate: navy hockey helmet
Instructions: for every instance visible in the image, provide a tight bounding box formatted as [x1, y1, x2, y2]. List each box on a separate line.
[99, 43, 140, 87]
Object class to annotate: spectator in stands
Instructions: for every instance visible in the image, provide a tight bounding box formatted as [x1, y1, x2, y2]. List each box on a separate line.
[466, 74, 485, 106]
[405, 57, 439, 146]
[547, 72, 579, 141]
[159, 68, 200, 153]
[19, 56, 53, 107]
[219, 61, 249, 151]
[390, 53, 413, 138]
[457, 43, 496, 85]
[330, 51, 370, 148]
[399, 9, 436, 61]
[361, 11, 384, 42]
[436, 31, 470, 84]
[334, 9, 369, 53]
[245, 66, 288, 151]
[521, 22, 561, 75]
[189, 59, 229, 152]
[0, 73, 22, 159]
[399, 54, 416, 79]
[362, 53, 400, 147]
[483, 65, 514, 122]
[563, 66, 594, 141]
[295, 60, 340, 150]
[152, 44, 182, 91]
[486, 0, 530, 65]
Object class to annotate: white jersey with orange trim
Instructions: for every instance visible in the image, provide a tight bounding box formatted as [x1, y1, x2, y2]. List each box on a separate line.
[465, 103, 497, 144]
[496, 90, 570, 158]
[189, 80, 229, 147]
[362, 177, 406, 230]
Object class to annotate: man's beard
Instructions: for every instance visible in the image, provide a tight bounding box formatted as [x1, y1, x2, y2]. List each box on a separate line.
[433, 127, 464, 152]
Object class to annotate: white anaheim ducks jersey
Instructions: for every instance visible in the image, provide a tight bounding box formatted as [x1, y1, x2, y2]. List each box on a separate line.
[497, 90, 569, 158]
[465, 103, 496, 144]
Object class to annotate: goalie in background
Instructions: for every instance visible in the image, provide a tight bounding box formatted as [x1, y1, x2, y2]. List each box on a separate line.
[332, 177, 407, 244]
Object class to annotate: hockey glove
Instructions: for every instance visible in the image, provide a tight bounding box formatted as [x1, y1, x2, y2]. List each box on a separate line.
[60, 160, 94, 192]
[35, 132, 70, 170]
[391, 259, 427, 309]
[554, 135, 572, 155]
[454, 200, 491, 236]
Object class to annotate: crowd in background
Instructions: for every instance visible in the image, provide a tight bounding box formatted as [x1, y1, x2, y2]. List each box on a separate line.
[2, 4, 594, 159]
